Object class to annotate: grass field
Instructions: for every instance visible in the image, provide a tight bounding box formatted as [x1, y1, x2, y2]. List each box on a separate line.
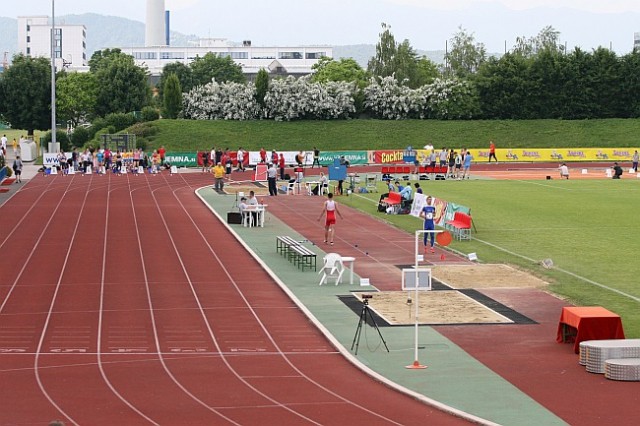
[338, 177, 640, 337]
[142, 118, 640, 152]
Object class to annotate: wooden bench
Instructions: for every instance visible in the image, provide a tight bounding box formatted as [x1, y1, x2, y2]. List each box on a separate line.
[445, 212, 472, 240]
[276, 236, 317, 271]
[380, 191, 402, 213]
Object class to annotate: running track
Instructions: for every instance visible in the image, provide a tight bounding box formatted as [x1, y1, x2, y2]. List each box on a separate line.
[0, 173, 470, 425]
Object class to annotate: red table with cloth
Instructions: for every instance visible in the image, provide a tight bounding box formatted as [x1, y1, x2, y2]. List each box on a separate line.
[556, 306, 625, 353]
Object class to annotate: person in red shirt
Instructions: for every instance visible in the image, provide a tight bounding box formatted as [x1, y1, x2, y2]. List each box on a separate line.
[488, 140, 497, 163]
[259, 147, 266, 164]
[278, 153, 286, 180]
[158, 145, 166, 164]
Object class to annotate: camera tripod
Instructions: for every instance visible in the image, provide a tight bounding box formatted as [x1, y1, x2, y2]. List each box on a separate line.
[351, 297, 389, 355]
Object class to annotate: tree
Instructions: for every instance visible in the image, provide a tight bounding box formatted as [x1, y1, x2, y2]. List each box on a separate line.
[415, 57, 441, 86]
[93, 54, 151, 117]
[0, 54, 51, 135]
[157, 62, 193, 101]
[312, 57, 368, 85]
[89, 48, 125, 73]
[445, 27, 487, 77]
[190, 53, 245, 86]
[254, 68, 269, 108]
[368, 23, 397, 79]
[367, 23, 424, 87]
[162, 73, 182, 119]
[56, 71, 98, 127]
[512, 26, 564, 58]
[395, 40, 419, 87]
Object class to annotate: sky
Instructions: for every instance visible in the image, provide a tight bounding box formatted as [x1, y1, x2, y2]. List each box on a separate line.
[4, 0, 640, 54]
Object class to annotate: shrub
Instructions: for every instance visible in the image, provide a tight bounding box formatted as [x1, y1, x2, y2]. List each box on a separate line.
[141, 106, 160, 122]
[70, 127, 90, 147]
[41, 130, 71, 152]
[104, 112, 138, 132]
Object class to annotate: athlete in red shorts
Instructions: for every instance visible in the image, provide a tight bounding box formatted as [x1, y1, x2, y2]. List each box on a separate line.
[318, 193, 343, 245]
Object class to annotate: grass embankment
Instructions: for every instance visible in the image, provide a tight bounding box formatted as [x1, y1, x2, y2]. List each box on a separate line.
[140, 118, 640, 152]
[338, 179, 640, 337]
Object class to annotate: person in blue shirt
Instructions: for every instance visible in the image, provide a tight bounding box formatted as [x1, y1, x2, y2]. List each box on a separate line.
[399, 184, 412, 200]
[420, 195, 436, 253]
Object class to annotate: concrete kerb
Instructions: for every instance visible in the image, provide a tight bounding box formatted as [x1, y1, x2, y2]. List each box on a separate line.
[194, 186, 497, 426]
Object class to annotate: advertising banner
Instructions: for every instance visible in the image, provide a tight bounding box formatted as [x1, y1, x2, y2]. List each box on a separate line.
[476, 148, 639, 163]
[319, 151, 368, 166]
[374, 150, 407, 164]
[410, 193, 470, 227]
[165, 152, 199, 167]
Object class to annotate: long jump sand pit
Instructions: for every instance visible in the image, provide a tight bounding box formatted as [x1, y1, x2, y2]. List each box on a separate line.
[431, 264, 549, 289]
[354, 291, 513, 325]
[352, 264, 546, 325]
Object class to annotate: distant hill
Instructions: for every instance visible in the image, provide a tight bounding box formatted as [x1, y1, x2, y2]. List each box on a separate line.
[0, 13, 446, 67]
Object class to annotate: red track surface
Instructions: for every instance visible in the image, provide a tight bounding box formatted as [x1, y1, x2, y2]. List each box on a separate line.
[0, 173, 469, 425]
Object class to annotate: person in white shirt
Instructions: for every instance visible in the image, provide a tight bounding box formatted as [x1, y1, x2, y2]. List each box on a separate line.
[559, 163, 569, 179]
[267, 163, 278, 196]
[236, 147, 245, 172]
[0, 134, 7, 155]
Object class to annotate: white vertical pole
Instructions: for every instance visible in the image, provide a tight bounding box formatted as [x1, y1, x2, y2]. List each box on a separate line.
[50, 0, 57, 151]
[406, 230, 427, 369]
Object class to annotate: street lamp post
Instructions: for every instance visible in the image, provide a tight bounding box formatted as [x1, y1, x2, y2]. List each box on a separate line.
[50, 0, 57, 153]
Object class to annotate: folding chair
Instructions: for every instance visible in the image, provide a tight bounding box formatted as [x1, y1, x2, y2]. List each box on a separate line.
[319, 253, 345, 285]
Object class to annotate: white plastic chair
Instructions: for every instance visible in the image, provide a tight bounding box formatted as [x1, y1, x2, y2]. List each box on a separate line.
[287, 181, 297, 195]
[319, 253, 345, 285]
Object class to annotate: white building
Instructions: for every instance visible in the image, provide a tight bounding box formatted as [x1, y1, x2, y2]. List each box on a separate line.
[122, 39, 332, 80]
[17, 16, 87, 69]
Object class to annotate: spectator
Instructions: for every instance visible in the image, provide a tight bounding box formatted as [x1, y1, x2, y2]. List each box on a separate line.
[224, 150, 233, 177]
[259, 147, 267, 164]
[439, 147, 448, 167]
[296, 150, 305, 166]
[414, 182, 423, 194]
[612, 162, 623, 179]
[633, 150, 639, 173]
[462, 149, 473, 179]
[312, 147, 320, 168]
[489, 140, 498, 163]
[212, 162, 225, 190]
[247, 190, 260, 223]
[158, 145, 166, 164]
[12, 155, 23, 183]
[559, 163, 569, 179]
[201, 151, 209, 172]
[279, 153, 286, 180]
[312, 172, 328, 195]
[267, 163, 278, 196]
[236, 147, 245, 172]
[399, 184, 413, 201]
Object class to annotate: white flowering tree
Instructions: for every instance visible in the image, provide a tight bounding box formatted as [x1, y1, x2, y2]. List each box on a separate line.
[364, 75, 478, 119]
[263, 76, 356, 121]
[182, 78, 260, 120]
[364, 76, 422, 119]
[182, 74, 476, 121]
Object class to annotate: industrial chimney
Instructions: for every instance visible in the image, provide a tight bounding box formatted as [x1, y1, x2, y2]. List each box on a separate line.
[145, 0, 166, 46]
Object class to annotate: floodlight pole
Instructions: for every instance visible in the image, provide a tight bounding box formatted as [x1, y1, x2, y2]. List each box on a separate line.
[50, 0, 57, 152]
